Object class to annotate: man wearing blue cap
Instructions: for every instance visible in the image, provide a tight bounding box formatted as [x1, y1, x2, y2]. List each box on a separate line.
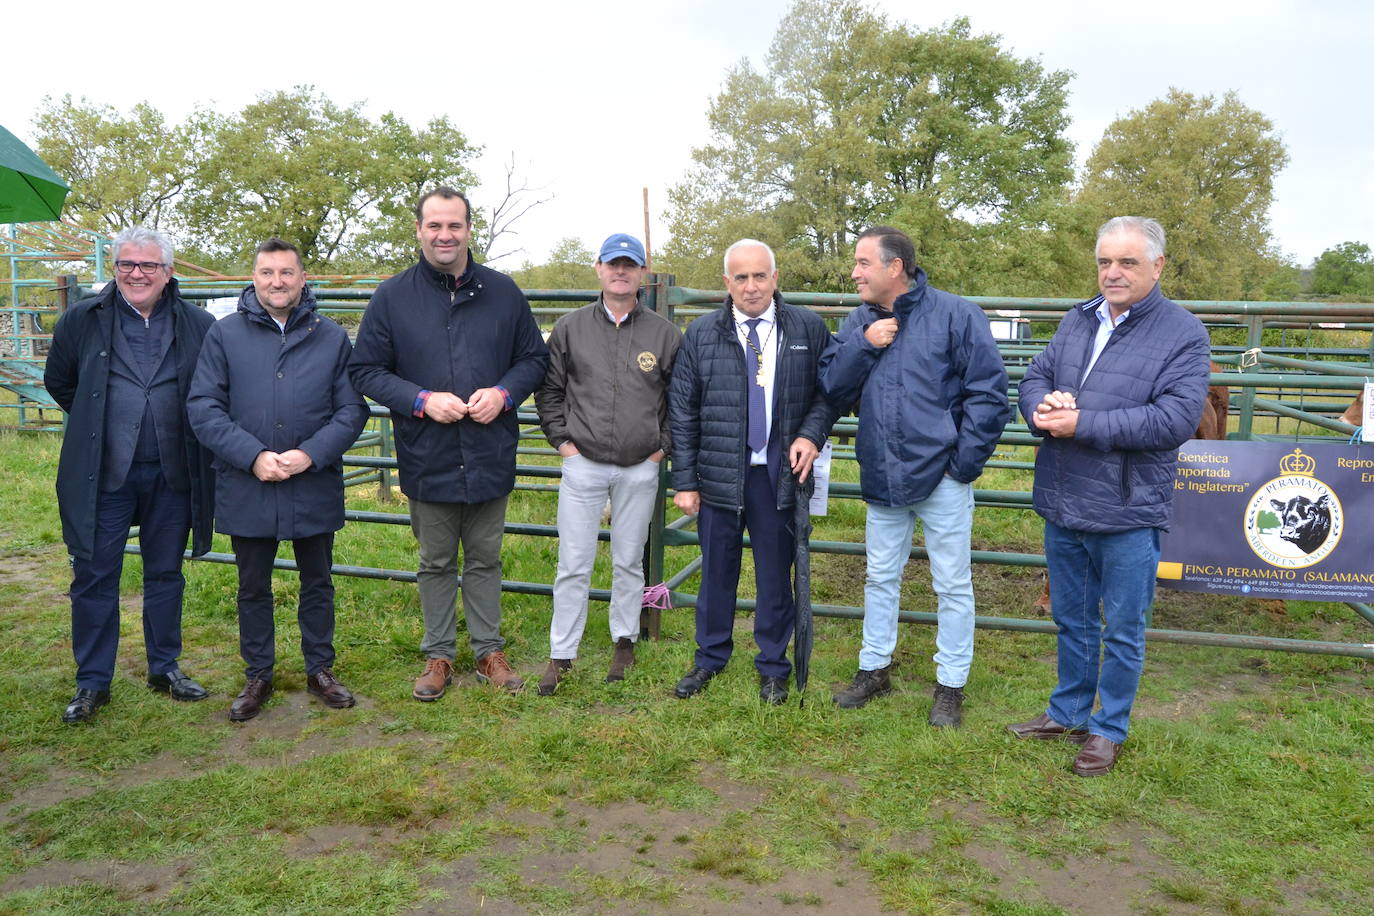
[534, 234, 681, 694]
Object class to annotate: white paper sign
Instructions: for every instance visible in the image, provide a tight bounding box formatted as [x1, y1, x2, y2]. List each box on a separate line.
[808, 442, 833, 516]
[1362, 382, 1374, 443]
[207, 297, 238, 321]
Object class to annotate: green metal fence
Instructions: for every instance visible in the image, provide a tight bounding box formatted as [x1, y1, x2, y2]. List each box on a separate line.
[30, 275, 1374, 660]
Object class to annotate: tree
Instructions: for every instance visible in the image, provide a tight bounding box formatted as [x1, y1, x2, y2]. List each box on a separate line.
[1309, 242, 1374, 297]
[32, 95, 205, 233]
[660, 0, 1076, 293]
[509, 238, 597, 291]
[179, 87, 481, 271]
[1077, 89, 1289, 300]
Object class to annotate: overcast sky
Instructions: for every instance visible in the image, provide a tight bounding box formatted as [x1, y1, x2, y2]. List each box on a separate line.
[4, 0, 1370, 271]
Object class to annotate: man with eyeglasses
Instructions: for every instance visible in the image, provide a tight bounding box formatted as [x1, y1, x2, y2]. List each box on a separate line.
[45, 227, 217, 723]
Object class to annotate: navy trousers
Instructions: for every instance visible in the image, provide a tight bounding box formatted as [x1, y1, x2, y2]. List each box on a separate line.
[69, 460, 190, 689]
[231, 533, 337, 681]
[694, 465, 797, 678]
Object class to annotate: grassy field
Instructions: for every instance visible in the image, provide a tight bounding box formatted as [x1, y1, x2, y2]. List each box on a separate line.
[0, 427, 1370, 915]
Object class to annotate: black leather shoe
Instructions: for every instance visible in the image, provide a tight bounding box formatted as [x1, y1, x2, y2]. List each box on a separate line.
[147, 668, 209, 702]
[674, 666, 717, 699]
[62, 687, 110, 724]
[759, 675, 788, 706]
[229, 677, 273, 722]
[306, 669, 356, 709]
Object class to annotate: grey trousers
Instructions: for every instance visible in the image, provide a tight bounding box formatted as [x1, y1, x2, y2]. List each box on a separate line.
[408, 495, 508, 661]
[549, 455, 660, 659]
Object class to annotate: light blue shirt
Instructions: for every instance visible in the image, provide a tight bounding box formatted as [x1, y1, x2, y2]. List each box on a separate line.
[1081, 299, 1128, 385]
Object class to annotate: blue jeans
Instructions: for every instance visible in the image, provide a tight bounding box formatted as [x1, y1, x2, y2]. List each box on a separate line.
[859, 476, 975, 687]
[1043, 521, 1159, 744]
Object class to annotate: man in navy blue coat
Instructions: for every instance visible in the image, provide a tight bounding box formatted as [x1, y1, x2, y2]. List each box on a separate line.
[188, 239, 369, 721]
[668, 239, 839, 705]
[819, 226, 1009, 727]
[350, 188, 548, 700]
[1007, 217, 1210, 776]
[45, 227, 216, 723]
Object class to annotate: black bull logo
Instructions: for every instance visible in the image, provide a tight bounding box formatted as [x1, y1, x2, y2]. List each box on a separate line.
[1269, 494, 1333, 555]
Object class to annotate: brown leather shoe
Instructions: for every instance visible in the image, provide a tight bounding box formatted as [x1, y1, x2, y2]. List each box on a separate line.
[413, 657, 453, 701]
[307, 669, 356, 709]
[1072, 735, 1122, 777]
[538, 658, 572, 696]
[475, 650, 524, 692]
[1006, 712, 1090, 744]
[229, 677, 273, 722]
[605, 637, 635, 682]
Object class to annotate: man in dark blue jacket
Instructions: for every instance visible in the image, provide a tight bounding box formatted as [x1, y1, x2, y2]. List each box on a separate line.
[1007, 216, 1210, 776]
[350, 187, 548, 700]
[668, 239, 839, 705]
[188, 239, 369, 721]
[45, 227, 216, 723]
[820, 226, 1009, 726]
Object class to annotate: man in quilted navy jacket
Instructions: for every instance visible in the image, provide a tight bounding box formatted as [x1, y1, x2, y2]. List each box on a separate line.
[668, 240, 839, 705]
[1007, 217, 1210, 776]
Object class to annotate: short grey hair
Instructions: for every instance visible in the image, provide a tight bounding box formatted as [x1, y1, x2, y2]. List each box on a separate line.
[111, 226, 174, 267]
[1096, 217, 1165, 262]
[722, 238, 776, 276]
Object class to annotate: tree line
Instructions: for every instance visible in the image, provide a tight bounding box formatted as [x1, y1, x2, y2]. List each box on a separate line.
[26, 0, 1372, 298]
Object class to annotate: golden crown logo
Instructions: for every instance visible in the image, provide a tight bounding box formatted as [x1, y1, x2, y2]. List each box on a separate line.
[1278, 448, 1316, 476]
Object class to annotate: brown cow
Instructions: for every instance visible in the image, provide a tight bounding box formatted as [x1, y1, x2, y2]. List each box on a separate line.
[1032, 363, 1228, 614]
[1341, 389, 1364, 426]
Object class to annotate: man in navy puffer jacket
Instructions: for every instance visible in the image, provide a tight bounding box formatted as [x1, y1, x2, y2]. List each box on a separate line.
[1007, 216, 1210, 776]
[819, 226, 1009, 727]
[668, 239, 840, 705]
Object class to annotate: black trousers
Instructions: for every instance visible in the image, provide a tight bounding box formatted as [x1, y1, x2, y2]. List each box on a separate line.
[232, 533, 336, 680]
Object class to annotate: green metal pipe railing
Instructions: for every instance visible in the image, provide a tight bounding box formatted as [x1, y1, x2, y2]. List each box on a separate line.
[56, 277, 1371, 659]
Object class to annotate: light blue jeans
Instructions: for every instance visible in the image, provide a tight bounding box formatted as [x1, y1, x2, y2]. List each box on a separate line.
[1043, 521, 1158, 744]
[859, 476, 976, 687]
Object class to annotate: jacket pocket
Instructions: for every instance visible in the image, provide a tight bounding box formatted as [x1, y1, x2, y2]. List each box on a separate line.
[1119, 453, 1133, 503]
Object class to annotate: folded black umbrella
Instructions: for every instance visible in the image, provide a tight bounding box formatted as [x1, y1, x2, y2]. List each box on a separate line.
[792, 472, 816, 700]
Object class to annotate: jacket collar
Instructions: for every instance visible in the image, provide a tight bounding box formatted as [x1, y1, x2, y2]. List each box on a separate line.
[418, 252, 477, 292]
[716, 290, 786, 334]
[237, 283, 319, 331]
[1073, 282, 1166, 323]
[595, 290, 646, 325]
[889, 267, 930, 319]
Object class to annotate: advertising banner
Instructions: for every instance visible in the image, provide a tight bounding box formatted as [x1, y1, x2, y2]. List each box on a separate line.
[1158, 440, 1374, 602]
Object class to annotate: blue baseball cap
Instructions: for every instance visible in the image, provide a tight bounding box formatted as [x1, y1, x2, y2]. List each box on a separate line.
[597, 233, 647, 266]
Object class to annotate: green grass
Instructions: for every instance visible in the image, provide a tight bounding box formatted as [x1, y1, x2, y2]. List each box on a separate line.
[0, 429, 1370, 914]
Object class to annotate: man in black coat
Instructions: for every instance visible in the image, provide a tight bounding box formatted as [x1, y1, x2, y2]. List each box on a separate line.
[667, 239, 840, 705]
[188, 239, 369, 722]
[349, 187, 549, 700]
[44, 227, 216, 723]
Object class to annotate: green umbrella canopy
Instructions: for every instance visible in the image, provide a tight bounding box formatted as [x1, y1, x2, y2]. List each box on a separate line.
[0, 124, 69, 223]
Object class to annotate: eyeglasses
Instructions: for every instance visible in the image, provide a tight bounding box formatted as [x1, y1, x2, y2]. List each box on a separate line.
[114, 260, 167, 275]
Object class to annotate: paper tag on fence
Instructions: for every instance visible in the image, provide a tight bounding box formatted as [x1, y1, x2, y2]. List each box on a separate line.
[207, 297, 238, 321]
[808, 442, 833, 516]
[1363, 381, 1374, 443]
